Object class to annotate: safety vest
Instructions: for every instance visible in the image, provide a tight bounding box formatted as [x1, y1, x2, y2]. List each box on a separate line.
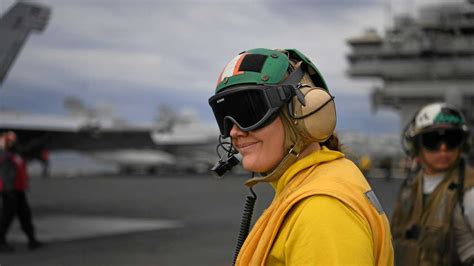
[392, 164, 474, 266]
[237, 149, 394, 265]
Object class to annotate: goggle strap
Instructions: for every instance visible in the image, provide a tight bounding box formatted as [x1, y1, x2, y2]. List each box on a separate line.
[281, 62, 305, 86]
[281, 62, 306, 106]
[294, 84, 306, 106]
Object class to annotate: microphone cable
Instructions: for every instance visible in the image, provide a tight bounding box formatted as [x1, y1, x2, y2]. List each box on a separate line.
[232, 175, 257, 266]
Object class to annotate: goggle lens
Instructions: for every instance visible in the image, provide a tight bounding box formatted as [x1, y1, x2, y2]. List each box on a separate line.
[210, 89, 274, 137]
[419, 129, 464, 151]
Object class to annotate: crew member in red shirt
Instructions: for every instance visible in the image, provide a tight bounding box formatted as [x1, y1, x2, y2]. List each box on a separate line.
[0, 131, 42, 252]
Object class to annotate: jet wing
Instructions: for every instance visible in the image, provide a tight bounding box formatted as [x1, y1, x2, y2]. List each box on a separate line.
[0, 111, 157, 157]
[48, 126, 158, 151]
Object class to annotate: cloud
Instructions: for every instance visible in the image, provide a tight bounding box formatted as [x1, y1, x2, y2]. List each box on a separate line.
[8, 1, 385, 93]
[15, 48, 163, 90]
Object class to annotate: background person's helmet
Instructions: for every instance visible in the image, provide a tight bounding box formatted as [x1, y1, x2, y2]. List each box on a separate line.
[402, 102, 470, 155]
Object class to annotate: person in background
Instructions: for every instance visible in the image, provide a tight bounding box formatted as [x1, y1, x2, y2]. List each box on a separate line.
[379, 156, 393, 181]
[358, 154, 373, 177]
[39, 148, 50, 178]
[208, 48, 393, 265]
[392, 102, 474, 265]
[0, 130, 42, 252]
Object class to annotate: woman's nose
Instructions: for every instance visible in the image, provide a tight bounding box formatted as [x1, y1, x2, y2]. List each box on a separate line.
[229, 124, 246, 138]
[439, 142, 448, 151]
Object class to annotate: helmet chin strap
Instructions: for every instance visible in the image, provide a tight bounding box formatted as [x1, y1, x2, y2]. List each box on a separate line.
[244, 139, 306, 187]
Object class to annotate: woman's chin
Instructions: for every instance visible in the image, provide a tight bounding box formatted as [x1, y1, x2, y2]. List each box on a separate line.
[242, 159, 271, 173]
[242, 163, 258, 172]
[242, 158, 259, 172]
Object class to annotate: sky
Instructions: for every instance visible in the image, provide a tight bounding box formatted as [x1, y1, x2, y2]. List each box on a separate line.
[0, 0, 458, 134]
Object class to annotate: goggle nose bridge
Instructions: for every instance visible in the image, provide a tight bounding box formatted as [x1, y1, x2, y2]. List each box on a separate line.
[222, 116, 242, 137]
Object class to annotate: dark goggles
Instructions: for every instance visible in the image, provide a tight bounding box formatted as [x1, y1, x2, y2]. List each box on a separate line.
[208, 85, 296, 137]
[418, 129, 465, 151]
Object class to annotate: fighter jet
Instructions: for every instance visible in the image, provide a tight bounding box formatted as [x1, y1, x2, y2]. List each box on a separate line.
[0, 100, 218, 175]
[78, 106, 219, 174]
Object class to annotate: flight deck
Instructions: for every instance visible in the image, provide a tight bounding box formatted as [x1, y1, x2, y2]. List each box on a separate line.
[0, 172, 401, 266]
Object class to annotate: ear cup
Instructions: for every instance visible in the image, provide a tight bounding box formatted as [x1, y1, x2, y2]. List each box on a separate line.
[291, 87, 336, 143]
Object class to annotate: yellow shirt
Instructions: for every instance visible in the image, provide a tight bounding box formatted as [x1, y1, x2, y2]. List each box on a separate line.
[236, 147, 393, 266]
[267, 196, 374, 265]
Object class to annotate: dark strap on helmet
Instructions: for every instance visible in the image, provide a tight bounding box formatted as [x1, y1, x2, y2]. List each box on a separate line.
[281, 63, 306, 106]
[281, 62, 304, 86]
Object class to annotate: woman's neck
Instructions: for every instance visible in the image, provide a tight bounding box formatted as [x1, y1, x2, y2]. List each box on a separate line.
[298, 142, 321, 160]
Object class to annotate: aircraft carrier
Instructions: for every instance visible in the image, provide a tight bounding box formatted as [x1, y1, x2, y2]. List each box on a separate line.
[347, 0, 474, 132]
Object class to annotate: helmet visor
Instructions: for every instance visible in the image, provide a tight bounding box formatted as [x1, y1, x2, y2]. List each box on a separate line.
[209, 85, 292, 137]
[419, 129, 465, 151]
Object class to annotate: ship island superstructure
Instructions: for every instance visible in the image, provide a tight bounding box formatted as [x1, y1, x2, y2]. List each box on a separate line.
[347, 1, 474, 134]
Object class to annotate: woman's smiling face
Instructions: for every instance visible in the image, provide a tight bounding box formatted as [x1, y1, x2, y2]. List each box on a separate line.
[230, 116, 285, 173]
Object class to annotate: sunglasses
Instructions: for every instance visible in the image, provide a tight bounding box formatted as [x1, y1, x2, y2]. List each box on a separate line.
[418, 129, 465, 151]
[208, 85, 296, 137]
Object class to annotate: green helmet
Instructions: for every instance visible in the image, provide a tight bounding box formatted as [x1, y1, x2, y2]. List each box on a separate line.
[215, 48, 328, 93]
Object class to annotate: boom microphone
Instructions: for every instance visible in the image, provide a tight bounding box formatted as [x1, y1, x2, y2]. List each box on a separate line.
[211, 136, 240, 177]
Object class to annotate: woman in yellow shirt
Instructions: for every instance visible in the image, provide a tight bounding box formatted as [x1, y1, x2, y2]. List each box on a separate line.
[208, 48, 393, 265]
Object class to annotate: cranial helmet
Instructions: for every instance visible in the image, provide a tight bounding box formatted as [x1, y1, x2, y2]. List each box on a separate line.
[209, 48, 336, 144]
[402, 102, 470, 155]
